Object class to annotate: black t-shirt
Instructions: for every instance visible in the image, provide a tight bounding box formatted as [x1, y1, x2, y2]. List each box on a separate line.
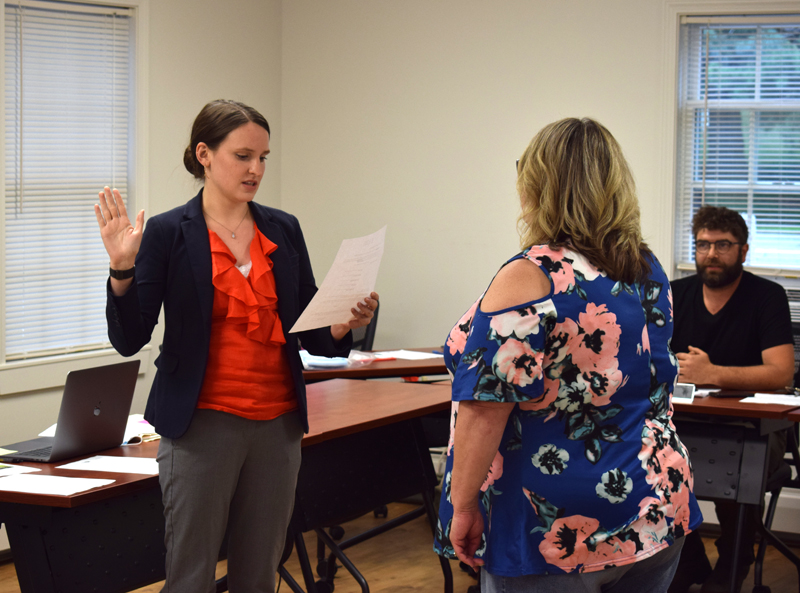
[671, 271, 793, 367]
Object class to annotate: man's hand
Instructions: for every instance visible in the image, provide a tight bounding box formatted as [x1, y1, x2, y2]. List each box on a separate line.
[450, 506, 485, 569]
[676, 346, 714, 385]
[676, 343, 795, 390]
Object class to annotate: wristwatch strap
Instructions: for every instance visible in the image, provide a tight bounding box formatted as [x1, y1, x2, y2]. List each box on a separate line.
[109, 266, 135, 280]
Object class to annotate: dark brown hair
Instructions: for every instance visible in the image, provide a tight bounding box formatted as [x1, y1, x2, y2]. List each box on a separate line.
[517, 118, 652, 284]
[183, 100, 270, 179]
[691, 206, 749, 244]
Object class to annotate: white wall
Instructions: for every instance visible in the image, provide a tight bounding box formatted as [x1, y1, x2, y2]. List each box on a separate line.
[280, 0, 669, 350]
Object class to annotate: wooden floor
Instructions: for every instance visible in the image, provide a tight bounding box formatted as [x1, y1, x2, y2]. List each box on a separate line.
[0, 503, 798, 592]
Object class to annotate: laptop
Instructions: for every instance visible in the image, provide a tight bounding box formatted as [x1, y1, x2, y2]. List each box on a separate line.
[0, 360, 140, 463]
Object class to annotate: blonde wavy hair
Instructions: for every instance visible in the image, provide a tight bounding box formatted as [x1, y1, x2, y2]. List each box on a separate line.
[517, 117, 651, 284]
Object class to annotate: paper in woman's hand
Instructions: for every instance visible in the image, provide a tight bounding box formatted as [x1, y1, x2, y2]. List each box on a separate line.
[290, 226, 385, 333]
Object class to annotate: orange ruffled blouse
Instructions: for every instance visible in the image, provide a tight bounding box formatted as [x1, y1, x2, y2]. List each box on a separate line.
[197, 223, 297, 420]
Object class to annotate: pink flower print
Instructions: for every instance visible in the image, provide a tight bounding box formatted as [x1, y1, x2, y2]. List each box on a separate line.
[481, 451, 504, 492]
[544, 324, 572, 365]
[569, 304, 621, 371]
[640, 325, 651, 355]
[447, 298, 480, 356]
[557, 305, 624, 405]
[489, 306, 543, 340]
[539, 515, 600, 572]
[668, 479, 694, 532]
[636, 497, 670, 546]
[639, 419, 693, 496]
[494, 339, 544, 387]
[525, 245, 577, 295]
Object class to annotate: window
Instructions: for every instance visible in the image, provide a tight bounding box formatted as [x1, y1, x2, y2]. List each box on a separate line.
[674, 16, 800, 273]
[2, 0, 136, 362]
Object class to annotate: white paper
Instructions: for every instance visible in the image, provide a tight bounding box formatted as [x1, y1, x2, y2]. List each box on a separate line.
[0, 474, 114, 495]
[739, 394, 800, 406]
[290, 226, 386, 333]
[38, 414, 160, 445]
[299, 350, 350, 370]
[0, 464, 41, 478]
[123, 414, 160, 445]
[693, 388, 719, 398]
[57, 455, 159, 475]
[376, 349, 443, 361]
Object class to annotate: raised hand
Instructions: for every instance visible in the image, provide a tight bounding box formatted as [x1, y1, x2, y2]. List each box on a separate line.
[94, 186, 144, 270]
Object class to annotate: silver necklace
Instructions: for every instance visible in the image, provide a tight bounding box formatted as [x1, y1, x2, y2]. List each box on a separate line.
[203, 208, 249, 238]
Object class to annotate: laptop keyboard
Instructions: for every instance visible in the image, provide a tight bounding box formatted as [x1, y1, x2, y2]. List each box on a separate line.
[18, 446, 53, 460]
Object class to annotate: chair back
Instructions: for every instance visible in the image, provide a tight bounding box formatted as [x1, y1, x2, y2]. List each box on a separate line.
[350, 301, 379, 351]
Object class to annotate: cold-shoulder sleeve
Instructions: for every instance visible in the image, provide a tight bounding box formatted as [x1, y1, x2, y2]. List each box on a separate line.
[450, 300, 557, 403]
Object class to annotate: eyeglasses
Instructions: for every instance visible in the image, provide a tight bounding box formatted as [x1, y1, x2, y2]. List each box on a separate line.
[695, 240, 741, 254]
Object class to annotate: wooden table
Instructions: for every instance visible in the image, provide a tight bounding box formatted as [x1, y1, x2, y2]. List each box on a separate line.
[302, 348, 447, 382]
[0, 379, 452, 593]
[673, 394, 799, 419]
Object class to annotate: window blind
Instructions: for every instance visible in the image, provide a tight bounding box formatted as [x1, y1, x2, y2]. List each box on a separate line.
[3, 1, 134, 360]
[675, 18, 800, 273]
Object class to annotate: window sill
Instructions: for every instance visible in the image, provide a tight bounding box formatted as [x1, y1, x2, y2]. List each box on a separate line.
[0, 346, 151, 396]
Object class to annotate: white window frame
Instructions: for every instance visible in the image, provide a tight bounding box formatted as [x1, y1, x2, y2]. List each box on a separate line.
[660, 0, 800, 274]
[0, 0, 149, 395]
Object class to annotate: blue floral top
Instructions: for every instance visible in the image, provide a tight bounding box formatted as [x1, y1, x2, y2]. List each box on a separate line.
[433, 245, 702, 576]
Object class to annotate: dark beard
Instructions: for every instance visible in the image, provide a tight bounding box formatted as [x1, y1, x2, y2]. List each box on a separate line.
[697, 258, 743, 288]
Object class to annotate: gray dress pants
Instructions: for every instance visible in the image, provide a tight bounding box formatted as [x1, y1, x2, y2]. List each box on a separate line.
[157, 409, 303, 593]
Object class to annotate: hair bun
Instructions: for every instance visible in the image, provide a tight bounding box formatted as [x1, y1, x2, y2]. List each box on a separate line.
[183, 145, 203, 179]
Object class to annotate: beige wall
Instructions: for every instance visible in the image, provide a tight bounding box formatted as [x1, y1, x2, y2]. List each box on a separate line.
[280, 0, 670, 350]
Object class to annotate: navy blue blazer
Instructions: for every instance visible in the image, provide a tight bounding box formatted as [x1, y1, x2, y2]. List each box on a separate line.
[106, 190, 351, 439]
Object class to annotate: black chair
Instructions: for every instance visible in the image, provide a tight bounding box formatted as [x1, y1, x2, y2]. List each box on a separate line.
[350, 301, 379, 351]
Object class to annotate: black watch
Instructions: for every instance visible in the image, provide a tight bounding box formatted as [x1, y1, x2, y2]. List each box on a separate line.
[109, 266, 135, 280]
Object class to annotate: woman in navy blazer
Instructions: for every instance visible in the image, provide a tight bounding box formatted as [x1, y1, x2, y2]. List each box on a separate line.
[95, 100, 377, 592]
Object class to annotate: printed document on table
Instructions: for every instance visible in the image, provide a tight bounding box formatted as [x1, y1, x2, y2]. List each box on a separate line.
[57, 455, 159, 475]
[740, 393, 800, 406]
[290, 226, 386, 333]
[0, 474, 114, 495]
[0, 463, 41, 478]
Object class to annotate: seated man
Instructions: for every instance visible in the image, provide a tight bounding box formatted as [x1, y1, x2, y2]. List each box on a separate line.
[669, 206, 795, 593]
